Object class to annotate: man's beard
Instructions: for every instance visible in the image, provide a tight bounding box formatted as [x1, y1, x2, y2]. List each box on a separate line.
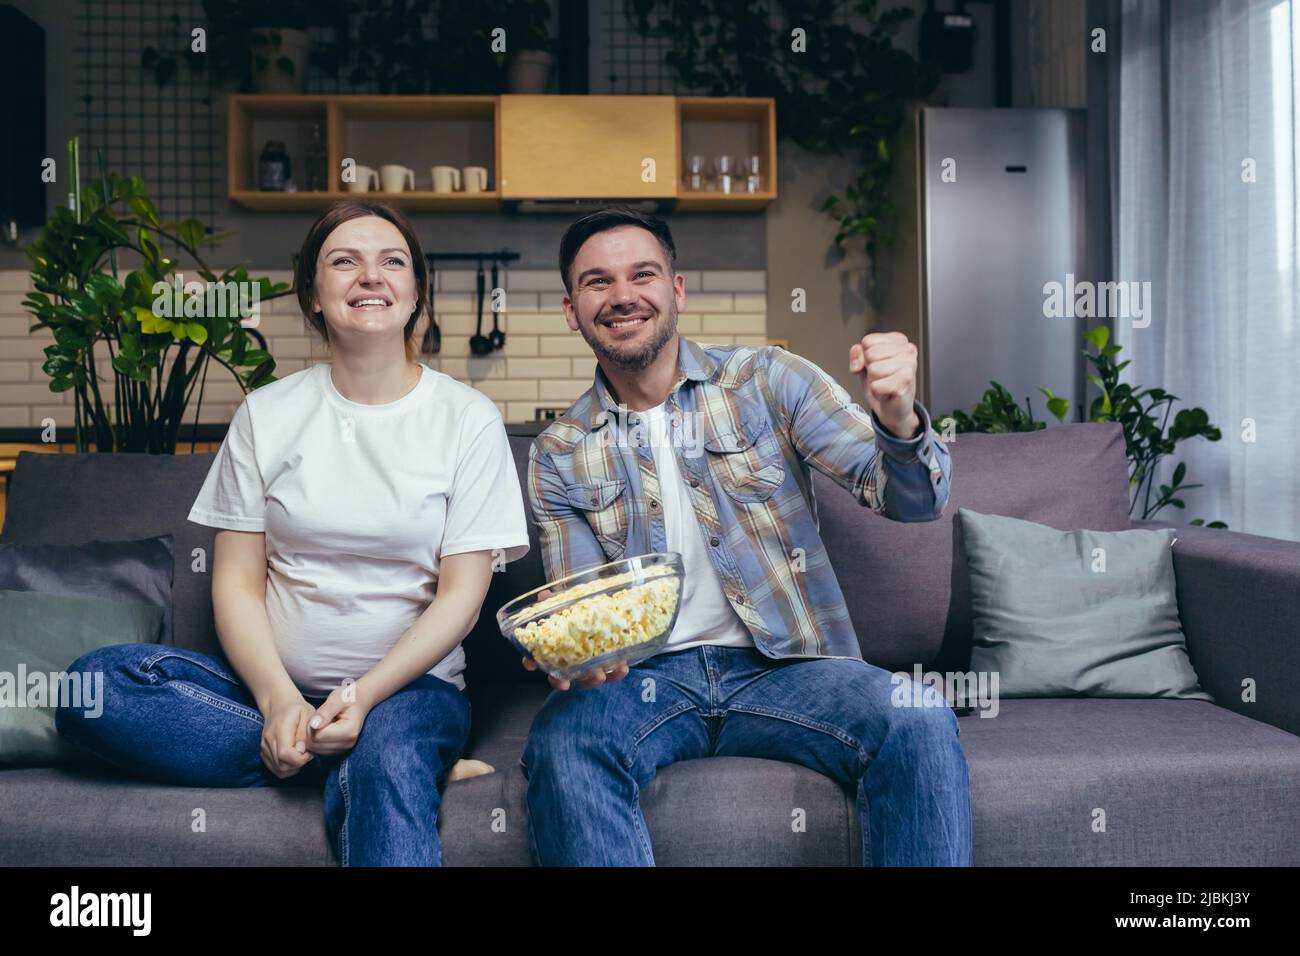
[578, 304, 679, 372]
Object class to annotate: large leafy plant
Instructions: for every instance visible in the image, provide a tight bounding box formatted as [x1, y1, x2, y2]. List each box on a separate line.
[939, 327, 1227, 527]
[626, 0, 939, 257]
[23, 141, 289, 453]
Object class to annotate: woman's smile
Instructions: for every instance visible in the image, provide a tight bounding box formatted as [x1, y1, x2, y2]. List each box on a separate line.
[347, 293, 393, 311]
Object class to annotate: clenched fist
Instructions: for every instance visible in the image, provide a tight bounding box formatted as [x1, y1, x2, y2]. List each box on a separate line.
[849, 331, 920, 439]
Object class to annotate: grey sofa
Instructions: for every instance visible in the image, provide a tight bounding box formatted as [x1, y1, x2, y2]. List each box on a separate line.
[2, 420, 1298, 866]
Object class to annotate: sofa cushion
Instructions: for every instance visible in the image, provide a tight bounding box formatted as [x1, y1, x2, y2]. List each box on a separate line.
[0, 763, 333, 866]
[2, 452, 220, 655]
[957, 697, 1300, 865]
[959, 508, 1211, 700]
[452, 680, 861, 865]
[0, 535, 175, 644]
[814, 422, 1133, 671]
[0, 591, 165, 765]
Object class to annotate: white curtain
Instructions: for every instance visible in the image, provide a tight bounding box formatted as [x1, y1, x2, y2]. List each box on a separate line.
[1114, 0, 1299, 541]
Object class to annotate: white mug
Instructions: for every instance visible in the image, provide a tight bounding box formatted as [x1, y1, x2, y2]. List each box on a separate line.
[462, 166, 489, 193]
[380, 164, 415, 193]
[431, 165, 461, 193]
[345, 165, 379, 193]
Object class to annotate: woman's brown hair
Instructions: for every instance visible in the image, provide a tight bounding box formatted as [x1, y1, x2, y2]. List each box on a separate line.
[294, 199, 430, 358]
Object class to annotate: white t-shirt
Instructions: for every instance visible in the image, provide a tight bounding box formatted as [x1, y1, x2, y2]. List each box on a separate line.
[188, 363, 530, 696]
[640, 401, 753, 651]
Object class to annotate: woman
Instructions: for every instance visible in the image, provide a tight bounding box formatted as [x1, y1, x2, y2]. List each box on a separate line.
[57, 200, 529, 866]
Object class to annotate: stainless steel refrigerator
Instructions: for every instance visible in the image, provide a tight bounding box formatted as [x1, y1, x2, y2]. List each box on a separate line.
[916, 107, 1087, 426]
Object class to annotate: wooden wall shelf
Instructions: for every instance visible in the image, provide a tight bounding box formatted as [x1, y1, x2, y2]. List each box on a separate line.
[227, 95, 776, 213]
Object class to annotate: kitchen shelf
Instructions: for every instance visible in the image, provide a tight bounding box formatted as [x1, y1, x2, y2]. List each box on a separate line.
[227, 94, 776, 212]
[227, 95, 331, 199]
[676, 96, 776, 209]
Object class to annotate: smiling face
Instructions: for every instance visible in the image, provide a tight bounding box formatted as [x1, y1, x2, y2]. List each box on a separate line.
[563, 225, 684, 372]
[310, 216, 418, 349]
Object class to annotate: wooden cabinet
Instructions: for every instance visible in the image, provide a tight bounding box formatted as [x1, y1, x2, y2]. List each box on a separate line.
[226, 94, 775, 212]
[498, 95, 678, 199]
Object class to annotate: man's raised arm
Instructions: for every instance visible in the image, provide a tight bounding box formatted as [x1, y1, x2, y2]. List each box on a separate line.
[761, 336, 951, 522]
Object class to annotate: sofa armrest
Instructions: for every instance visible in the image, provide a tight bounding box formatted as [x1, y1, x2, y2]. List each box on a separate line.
[1131, 518, 1300, 737]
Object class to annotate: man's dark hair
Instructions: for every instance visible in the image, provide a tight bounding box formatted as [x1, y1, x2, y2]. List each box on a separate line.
[558, 206, 677, 295]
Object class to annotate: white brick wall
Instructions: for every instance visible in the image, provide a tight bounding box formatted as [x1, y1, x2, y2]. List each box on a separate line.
[0, 269, 766, 427]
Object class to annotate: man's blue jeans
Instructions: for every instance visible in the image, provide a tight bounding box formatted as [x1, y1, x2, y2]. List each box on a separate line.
[54, 643, 471, 867]
[521, 645, 972, 866]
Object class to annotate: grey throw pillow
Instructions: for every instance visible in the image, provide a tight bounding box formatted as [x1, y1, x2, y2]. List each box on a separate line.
[0, 536, 174, 643]
[957, 508, 1211, 700]
[0, 589, 164, 765]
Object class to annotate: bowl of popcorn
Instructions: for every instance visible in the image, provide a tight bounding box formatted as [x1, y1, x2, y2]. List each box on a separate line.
[497, 553, 684, 681]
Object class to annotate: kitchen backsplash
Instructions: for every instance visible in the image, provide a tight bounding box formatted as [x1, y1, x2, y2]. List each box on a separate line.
[0, 269, 766, 428]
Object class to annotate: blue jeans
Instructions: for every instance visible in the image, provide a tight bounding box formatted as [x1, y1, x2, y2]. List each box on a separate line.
[521, 645, 972, 866]
[54, 643, 471, 867]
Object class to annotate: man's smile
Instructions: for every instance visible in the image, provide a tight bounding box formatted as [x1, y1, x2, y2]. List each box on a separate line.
[599, 313, 652, 334]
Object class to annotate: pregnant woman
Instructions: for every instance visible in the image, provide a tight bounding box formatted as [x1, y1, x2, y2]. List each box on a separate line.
[57, 199, 529, 866]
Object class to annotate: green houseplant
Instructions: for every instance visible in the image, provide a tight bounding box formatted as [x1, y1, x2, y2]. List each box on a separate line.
[339, 1, 525, 94]
[22, 139, 290, 454]
[939, 326, 1227, 527]
[141, 1, 349, 92]
[626, 0, 939, 257]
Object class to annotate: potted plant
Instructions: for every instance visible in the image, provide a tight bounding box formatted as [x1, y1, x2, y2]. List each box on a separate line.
[22, 139, 292, 454]
[501, 0, 555, 93]
[249, 21, 314, 95]
[939, 326, 1227, 527]
[142, 0, 349, 93]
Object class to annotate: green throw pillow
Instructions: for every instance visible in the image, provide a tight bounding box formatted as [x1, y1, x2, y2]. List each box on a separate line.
[0, 589, 164, 764]
[957, 508, 1211, 701]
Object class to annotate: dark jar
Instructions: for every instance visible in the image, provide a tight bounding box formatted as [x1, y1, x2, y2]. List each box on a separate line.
[258, 140, 292, 191]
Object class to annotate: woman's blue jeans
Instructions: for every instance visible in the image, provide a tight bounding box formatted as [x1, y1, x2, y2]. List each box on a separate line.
[521, 645, 973, 866]
[54, 643, 470, 867]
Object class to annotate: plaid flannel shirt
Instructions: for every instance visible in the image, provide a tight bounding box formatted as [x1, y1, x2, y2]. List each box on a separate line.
[526, 337, 952, 659]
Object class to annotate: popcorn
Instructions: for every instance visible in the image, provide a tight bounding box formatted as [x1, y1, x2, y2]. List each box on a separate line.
[510, 565, 680, 672]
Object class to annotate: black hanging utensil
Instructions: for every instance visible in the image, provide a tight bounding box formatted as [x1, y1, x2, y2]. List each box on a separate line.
[489, 259, 505, 351]
[469, 257, 493, 355]
[420, 262, 441, 354]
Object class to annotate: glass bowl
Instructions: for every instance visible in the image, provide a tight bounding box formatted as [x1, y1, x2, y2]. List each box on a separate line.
[497, 552, 684, 681]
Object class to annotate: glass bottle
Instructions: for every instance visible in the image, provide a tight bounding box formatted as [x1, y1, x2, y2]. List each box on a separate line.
[304, 123, 327, 192]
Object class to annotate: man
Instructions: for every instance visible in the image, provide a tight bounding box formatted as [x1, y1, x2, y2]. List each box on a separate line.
[520, 207, 970, 866]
